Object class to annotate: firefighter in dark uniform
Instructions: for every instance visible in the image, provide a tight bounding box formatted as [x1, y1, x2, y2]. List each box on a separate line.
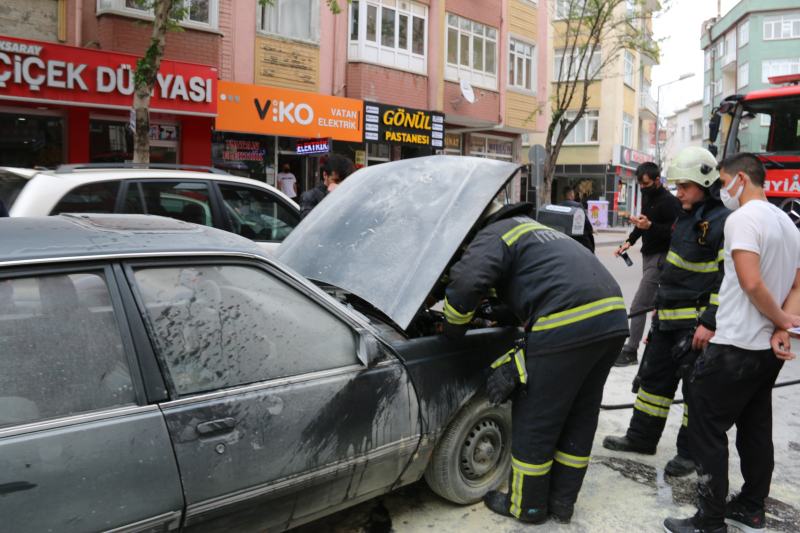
[603, 147, 730, 476]
[440, 201, 629, 525]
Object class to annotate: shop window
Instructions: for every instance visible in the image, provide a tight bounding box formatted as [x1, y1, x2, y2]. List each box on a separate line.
[89, 121, 178, 164]
[445, 13, 497, 90]
[125, 181, 214, 226]
[106, 0, 218, 29]
[349, 0, 427, 75]
[509, 39, 536, 92]
[470, 135, 514, 161]
[218, 184, 299, 242]
[259, 0, 319, 42]
[554, 47, 602, 82]
[51, 181, 122, 215]
[0, 113, 65, 169]
[211, 132, 276, 182]
[554, 110, 600, 145]
[443, 133, 461, 155]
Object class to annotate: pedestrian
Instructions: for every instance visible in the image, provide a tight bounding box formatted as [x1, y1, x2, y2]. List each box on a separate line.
[0, 197, 8, 217]
[603, 147, 730, 477]
[560, 185, 595, 253]
[440, 200, 629, 525]
[298, 154, 353, 220]
[615, 162, 683, 366]
[664, 153, 800, 533]
[277, 164, 298, 199]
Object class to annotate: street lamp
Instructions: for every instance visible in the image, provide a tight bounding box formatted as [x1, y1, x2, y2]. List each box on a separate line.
[655, 72, 696, 168]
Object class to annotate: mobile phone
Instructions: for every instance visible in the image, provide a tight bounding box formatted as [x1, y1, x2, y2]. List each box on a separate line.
[788, 327, 800, 335]
[620, 250, 633, 267]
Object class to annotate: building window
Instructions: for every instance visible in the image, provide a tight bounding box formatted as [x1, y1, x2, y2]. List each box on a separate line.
[738, 62, 749, 89]
[509, 39, 535, 92]
[349, 0, 428, 75]
[738, 19, 749, 47]
[761, 114, 772, 127]
[554, 0, 571, 20]
[554, 109, 599, 145]
[680, 126, 686, 142]
[713, 79, 722, 95]
[107, 0, 218, 28]
[762, 58, 800, 83]
[703, 120, 709, 139]
[623, 113, 633, 147]
[259, 0, 319, 42]
[624, 51, 635, 88]
[554, 47, 602, 81]
[445, 13, 498, 90]
[704, 85, 711, 105]
[724, 31, 736, 58]
[704, 50, 711, 71]
[626, 0, 636, 18]
[713, 40, 723, 60]
[764, 12, 800, 40]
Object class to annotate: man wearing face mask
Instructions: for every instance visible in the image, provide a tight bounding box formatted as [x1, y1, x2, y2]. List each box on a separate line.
[615, 162, 683, 366]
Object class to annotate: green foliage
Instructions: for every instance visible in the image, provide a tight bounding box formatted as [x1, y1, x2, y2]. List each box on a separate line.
[134, 38, 162, 88]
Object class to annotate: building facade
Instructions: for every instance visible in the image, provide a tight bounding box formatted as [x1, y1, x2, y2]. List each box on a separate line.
[662, 99, 703, 175]
[701, 0, 800, 155]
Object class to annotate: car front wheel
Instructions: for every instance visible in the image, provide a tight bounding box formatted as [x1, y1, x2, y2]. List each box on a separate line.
[424, 393, 512, 504]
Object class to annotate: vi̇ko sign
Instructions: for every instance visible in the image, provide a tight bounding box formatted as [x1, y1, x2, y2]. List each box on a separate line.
[0, 36, 217, 115]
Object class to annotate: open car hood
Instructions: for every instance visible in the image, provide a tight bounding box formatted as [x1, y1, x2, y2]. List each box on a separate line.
[275, 156, 520, 330]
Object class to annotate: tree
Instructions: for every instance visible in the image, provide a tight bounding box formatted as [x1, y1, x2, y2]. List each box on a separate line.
[131, 0, 350, 163]
[538, 0, 664, 204]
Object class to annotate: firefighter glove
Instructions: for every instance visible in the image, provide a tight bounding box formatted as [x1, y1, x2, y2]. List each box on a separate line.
[487, 364, 519, 406]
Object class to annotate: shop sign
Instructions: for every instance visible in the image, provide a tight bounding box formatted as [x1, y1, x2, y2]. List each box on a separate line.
[0, 35, 217, 116]
[354, 150, 366, 169]
[296, 137, 331, 155]
[487, 139, 513, 157]
[364, 104, 444, 148]
[223, 140, 266, 161]
[444, 132, 461, 151]
[612, 144, 654, 170]
[215, 81, 364, 143]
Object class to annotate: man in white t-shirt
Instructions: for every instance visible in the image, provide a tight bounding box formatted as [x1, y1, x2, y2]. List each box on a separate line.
[276, 164, 297, 199]
[664, 153, 800, 533]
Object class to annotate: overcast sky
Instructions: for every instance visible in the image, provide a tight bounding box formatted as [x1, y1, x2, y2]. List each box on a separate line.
[650, 0, 741, 117]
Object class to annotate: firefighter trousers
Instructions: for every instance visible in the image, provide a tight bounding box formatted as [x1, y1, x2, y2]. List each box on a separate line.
[504, 335, 626, 519]
[626, 327, 692, 459]
[688, 343, 783, 527]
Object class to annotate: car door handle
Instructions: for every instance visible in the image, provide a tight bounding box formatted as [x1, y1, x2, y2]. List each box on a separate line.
[196, 417, 236, 437]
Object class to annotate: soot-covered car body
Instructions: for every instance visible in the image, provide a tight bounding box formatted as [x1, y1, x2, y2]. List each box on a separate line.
[0, 156, 523, 533]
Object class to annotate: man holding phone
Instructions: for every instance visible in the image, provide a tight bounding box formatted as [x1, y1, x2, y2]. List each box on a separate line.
[615, 162, 683, 366]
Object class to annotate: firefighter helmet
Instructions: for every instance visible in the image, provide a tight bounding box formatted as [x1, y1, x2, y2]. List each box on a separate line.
[667, 146, 720, 188]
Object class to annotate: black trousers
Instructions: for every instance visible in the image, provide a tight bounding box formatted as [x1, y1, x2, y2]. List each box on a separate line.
[626, 327, 692, 459]
[503, 335, 625, 518]
[688, 343, 784, 527]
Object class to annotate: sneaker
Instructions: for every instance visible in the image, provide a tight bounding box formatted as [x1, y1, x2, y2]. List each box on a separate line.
[614, 348, 639, 367]
[483, 490, 548, 524]
[602, 435, 657, 455]
[725, 494, 766, 533]
[665, 455, 696, 477]
[664, 515, 727, 533]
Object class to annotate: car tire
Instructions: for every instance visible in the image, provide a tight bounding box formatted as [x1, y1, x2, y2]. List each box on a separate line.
[424, 393, 512, 504]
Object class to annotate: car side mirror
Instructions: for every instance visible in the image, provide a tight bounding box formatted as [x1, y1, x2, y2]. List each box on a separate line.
[356, 328, 382, 366]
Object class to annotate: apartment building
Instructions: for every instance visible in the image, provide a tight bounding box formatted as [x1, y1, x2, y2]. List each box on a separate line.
[701, 0, 800, 155]
[662, 99, 704, 175]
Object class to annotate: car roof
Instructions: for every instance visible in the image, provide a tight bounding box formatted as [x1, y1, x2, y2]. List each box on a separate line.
[0, 214, 268, 266]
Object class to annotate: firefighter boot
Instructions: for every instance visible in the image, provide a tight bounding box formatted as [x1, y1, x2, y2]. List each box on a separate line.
[725, 494, 766, 533]
[663, 515, 727, 533]
[665, 455, 696, 477]
[483, 491, 548, 524]
[602, 435, 657, 455]
[614, 348, 639, 367]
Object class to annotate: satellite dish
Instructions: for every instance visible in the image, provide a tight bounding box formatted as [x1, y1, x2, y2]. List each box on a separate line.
[460, 80, 475, 104]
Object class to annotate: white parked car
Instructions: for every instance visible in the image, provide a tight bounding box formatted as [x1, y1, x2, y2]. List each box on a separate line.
[0, 164, 300, 253]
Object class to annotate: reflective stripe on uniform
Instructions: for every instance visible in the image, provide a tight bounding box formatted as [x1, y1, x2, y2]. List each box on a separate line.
[490, 346, 528, 384]
[554, 450, 590, 468]
[635, 399, 670, 418]
[657, 307, 707, 321]
[530, 297, 626, 331]
[501, 222, 550, 246]
[635, 388, 673, 418]
[683, 403, 688, 427]
[638, 388, 674, 407]
[709, 293, 719, 306]
[667, 250, 723, 273]
[443, 297, 474, 325]
[510, 457, 553, 518]
[486, 288, 498, 298]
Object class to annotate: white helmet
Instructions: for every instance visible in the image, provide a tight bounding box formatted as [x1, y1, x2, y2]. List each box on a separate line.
[667, 147, 720, 188]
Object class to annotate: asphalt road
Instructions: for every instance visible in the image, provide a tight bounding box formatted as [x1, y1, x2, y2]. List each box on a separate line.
[294, 244, 800, 533]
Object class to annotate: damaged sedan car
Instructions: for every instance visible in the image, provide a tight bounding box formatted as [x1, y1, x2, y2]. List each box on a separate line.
[0, 156, 524, 533]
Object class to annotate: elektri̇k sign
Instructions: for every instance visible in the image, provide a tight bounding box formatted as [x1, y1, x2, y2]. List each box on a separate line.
[0, 36, 217, 116]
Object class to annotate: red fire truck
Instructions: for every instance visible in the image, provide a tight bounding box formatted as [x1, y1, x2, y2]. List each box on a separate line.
[707, 73, 800, 227]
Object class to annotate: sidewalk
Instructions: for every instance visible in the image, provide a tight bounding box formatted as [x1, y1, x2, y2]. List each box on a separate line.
[595, 226, 630, 248]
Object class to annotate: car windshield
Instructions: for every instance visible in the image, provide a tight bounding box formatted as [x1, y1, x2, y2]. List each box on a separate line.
[742, 95, 800, 156]
[0, 169, 30, 210]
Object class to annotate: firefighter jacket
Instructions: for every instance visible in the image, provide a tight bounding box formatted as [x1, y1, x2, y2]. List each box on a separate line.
[443, 214, 629, 356]
[655, 196, 730, 331]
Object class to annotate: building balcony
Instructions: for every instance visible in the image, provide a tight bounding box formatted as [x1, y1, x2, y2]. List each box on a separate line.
[721, 52, 737, 71]
[639, 88, 658, 120]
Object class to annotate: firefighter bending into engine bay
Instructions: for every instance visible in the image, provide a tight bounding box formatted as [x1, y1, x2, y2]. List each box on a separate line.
[603, 146, 730, 477]
[438, 200, 629, 525]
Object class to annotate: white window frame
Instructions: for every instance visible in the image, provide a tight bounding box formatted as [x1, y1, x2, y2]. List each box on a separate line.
[624, 50, 635, 88]
[761, 114, 772, 127]
[763, 12, 800, 41]
[724, 31, 736, 57]
[738, 62, 749, 89]
[97, 0, 219, 30]
[554, 47, 602, 82]
[623, 113, 633, 147]
[713, 79, 723, 96]
[704, 50, 711, 71]
[445, 13, 498, 90]
[762, 58, 800, 83]
[626, 0, 636, 18]
[713, 40, 724, 60]
[553, 0, 570, 20]
[703, 120, 710, 140]
[738, 19, 749, 47]
[258, 0, 321, 43]
[704, 85, 711, 105]
[508, 38, 537, 94]
[348, 0, 428, 75]
[555, 109, 600, 145]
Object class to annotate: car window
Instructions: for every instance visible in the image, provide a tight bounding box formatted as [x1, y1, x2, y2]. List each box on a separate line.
[132, 264, 358, 396]
[0, 272, 136, 428]
[50, 181, 121, 215]
[0, 169, 30, 210]
[127, 181, 214, 226]
[218, 184, 299, 242]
